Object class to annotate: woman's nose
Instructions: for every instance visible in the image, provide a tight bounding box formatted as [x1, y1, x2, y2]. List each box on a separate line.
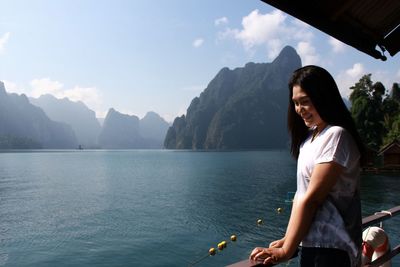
[296, 104, 304, 114]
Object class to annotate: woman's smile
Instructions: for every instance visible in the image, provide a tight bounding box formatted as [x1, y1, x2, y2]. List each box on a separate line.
[292, 85, 326, 130]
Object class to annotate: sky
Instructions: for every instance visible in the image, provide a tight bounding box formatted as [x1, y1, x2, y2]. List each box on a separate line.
[1, 0, 399, 122]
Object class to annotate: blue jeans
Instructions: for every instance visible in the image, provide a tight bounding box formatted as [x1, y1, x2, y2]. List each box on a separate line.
[299, 247, 351, 267]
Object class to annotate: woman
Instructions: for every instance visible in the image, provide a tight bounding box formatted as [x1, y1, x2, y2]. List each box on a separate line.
[250, 65, 364, 267]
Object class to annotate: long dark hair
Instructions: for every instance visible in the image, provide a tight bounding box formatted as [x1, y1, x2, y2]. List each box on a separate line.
[287, 65, 365, 163]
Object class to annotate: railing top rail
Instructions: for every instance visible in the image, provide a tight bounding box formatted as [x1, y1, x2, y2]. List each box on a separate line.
[226, 205, 400, 267]
[365, 244, 400, 267]
[362, 205, 400, 228]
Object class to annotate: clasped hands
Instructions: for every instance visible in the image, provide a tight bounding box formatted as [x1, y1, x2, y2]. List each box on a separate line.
[249, 238, 289, 265]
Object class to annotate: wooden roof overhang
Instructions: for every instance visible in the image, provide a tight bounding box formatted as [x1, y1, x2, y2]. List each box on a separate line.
[260, 0, 400, 61]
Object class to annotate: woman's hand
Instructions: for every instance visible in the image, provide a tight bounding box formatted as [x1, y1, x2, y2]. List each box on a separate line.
[249, 247, 289, 265]
[269, 237, 285, 248]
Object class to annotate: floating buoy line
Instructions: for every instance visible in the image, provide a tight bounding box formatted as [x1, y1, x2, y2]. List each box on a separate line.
[187, 232, 240, 266]
[187, 207, 284, 267]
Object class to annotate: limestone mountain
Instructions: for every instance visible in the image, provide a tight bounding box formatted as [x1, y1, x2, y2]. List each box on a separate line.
[30, 94, 101, 148]
[164, 46, 302, 149]
[98, 108, 142, 149]
[98, 109, 168, 149]
[139, 111, 170, 148]
[0, 81, 78, 148]
[97, 118, 105, 126]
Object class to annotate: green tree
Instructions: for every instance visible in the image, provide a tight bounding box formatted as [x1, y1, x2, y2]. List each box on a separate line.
[391, 82, 400, 101]
[0, 135, 42, 149]
[349, 74, 371, 103]
[384, 114, 400, 144]
[382, 83, 400, 144]
[350, 75, 385, 150]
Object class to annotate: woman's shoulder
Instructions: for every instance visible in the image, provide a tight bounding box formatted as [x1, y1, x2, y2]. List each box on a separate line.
[326, 125, 344, 132]
[323, 125, 357, 148]
[322, 125, 352, 141]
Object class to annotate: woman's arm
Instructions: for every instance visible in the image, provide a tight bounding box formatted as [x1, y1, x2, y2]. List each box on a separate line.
[269, 194, 298, 248]
[250, 161, 343, 265]
[282, 161, 343, 256]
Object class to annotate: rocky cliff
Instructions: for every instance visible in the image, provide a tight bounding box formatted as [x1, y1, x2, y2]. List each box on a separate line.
[164, 46, 302, 149]
[0, 81, 78, 148]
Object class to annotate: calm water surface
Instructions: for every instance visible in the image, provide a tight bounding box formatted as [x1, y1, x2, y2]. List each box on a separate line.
[0, 150, 399, 266]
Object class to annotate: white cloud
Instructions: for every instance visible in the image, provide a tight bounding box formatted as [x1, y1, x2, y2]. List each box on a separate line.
[372, 70, 400, 94]
[266, 39, 283, 59]
[30, 78, 103, 116]
[218, 9, 316, 60]
[346, 63, 365, 78]
[30, 78, 64, 97]
[291, 18, 310, 29]
[235, 10, 287, 50]
[64, 86, 102, 109]
[329, 37, 346, 53]
[296, 41, 319, 65]
[336, 63, 365, 97]
[2, 80, 28, 95]
[397, 69, 400, 79]
[336, 65, 400, 98]
[0, 32, 11, 53]
[291, 19, 314, 41]
[215, 17, 228, 26]
[193, 38, 204, 48]
[119, 109, 140, 118]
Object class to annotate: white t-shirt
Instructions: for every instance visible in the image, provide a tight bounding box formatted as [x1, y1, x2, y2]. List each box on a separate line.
[296, 125, 361, 267]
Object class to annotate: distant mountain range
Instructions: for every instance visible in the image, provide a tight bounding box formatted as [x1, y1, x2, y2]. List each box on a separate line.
[98, 109, 169, 149]
[1, 45, 303, 150]
[0, 82, 78, 149]
[30, 94, 101, 148]
[0, 82, 170, 149]
[164, 46, 302, 149]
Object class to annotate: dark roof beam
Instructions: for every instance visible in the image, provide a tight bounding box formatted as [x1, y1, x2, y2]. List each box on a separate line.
[260, 0, 395, 60]
[383, 24, 400, 56]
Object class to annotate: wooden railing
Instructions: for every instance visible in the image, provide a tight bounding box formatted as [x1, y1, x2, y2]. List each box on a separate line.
[362, 206, 400, 227]
[226, 205, 400, 267]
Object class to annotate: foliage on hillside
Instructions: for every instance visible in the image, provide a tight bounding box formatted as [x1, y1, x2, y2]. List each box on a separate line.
[350, 74, 400, 150]
[0, 135, 42, 149]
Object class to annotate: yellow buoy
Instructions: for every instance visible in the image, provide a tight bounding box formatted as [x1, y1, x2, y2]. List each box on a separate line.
[221, 241, 227, 248]
[277, 207, 283, 213]
[230, 235, 237, 242]
[209, 247, 216, 256]
[217, 242, 224, 250]
[257, 219, 263, 225]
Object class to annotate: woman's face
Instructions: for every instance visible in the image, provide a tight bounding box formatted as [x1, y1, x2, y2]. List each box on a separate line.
[292, 85, 326, 130]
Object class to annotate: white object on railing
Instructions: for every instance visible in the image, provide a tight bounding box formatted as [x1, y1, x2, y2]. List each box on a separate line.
[361, 226, 391, 267]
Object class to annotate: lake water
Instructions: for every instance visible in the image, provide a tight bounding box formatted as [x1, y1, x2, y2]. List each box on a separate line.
[0, 150, 399, 266]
